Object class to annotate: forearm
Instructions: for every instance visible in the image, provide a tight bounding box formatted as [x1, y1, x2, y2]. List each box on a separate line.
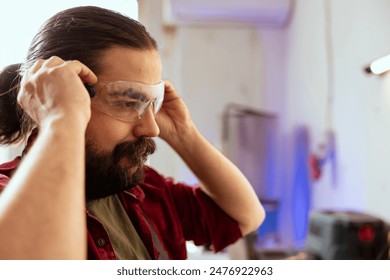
[166, 126, 265, 236]
[0, 118, 87, 259]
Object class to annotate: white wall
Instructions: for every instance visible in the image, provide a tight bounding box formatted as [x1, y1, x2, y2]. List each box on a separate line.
[139, 0, 390, 248]
[139, 0, 293, 246]
[284, 0, 390, 220]
[139, 0, 283, 183]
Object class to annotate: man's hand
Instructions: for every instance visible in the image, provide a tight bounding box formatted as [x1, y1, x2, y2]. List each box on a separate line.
[18, 56, 98, 129]
[155, 80, 195, 143]
[0, 56, 97, 259]
[155, 80, 264, 236]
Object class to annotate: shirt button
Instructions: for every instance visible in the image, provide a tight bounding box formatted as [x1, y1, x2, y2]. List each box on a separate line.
[95, 238, 106, 248]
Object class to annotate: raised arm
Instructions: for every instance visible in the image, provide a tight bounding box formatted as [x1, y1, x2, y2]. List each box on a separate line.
[156, 80, 265, 236]
[0, 57, 97, 259]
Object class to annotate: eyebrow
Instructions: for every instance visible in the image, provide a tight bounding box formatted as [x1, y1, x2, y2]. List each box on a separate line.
[108, 88, 148, 101]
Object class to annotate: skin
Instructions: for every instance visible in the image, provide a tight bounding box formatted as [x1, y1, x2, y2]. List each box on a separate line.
[86, 47, 161, 154]
[0, 46, 265, 259]
[0, 57, 96, 259]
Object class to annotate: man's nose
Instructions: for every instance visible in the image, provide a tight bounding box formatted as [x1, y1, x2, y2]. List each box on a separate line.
[132, 107, 160, 138]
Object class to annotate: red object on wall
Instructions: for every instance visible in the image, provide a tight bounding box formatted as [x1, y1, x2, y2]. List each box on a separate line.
[309, 154, 322, 180]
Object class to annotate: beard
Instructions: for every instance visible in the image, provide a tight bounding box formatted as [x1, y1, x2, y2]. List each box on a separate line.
[85, 136, 156, 200]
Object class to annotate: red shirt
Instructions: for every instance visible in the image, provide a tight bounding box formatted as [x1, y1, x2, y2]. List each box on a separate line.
[0, 157, 242, 259]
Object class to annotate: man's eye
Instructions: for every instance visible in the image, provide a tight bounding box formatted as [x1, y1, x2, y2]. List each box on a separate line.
[111, 101, 138, 108]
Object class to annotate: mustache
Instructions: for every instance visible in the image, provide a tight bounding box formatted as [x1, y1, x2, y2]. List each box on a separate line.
[112, 137, 156, 165]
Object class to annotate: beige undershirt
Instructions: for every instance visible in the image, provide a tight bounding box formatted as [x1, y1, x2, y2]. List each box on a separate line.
[87, 195, 151, 260]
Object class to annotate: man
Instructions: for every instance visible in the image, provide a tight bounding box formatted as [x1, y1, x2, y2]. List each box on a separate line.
[0, 6, 264, 259]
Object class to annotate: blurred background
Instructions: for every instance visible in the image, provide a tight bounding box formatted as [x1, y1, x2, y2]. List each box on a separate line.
[1, 0, 390, 259]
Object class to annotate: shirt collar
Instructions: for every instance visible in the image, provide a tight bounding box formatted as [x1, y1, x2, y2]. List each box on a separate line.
[0, 156, 21, 177]
[123, 185, 145, 203]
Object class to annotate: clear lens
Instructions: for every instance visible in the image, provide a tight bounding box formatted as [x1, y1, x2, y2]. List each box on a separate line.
[91, 80, 164, 122]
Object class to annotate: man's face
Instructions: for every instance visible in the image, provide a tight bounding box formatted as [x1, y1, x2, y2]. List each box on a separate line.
[85, 46, 162, 200]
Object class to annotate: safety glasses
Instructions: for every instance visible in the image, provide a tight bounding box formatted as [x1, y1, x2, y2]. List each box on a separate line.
[90, 80, 164, 123]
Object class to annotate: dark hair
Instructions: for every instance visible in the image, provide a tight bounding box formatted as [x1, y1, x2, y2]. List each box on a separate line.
[24, 6, 157, 72]
[0, 63, 23, 144]
[1, 6, 157, 144]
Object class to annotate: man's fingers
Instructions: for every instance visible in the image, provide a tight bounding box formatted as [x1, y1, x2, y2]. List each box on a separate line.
[29, 58, 98, 85]
[29, 59, 45, 74]
[67, 60, 98, 85]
